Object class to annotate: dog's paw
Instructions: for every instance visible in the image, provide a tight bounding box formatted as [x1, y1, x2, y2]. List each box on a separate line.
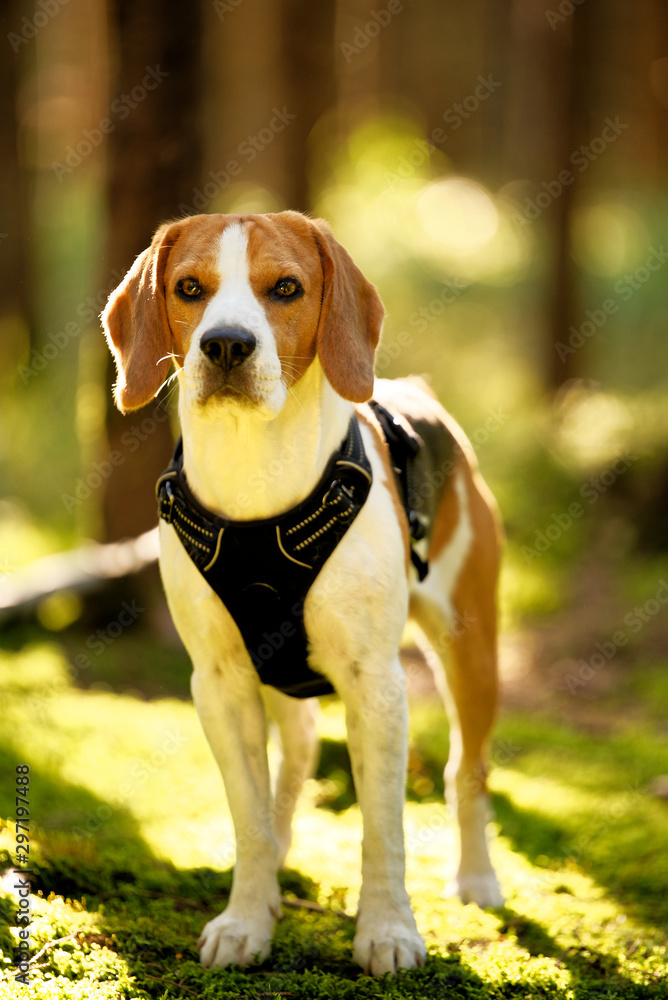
[198, 909, 275, 968]
[446, 870, 504, 908]
[353, 918, 426, 976]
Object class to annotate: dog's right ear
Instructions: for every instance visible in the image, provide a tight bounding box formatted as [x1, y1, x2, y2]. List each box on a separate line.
[101, 220, 183, 413]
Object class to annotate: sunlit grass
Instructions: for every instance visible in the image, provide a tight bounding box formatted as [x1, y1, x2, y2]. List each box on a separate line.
[0, 644, 666, 997]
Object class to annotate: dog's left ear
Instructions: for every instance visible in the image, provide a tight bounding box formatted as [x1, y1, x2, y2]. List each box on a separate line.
[310, 218, 384, 403]
[101, 220, 183, 413]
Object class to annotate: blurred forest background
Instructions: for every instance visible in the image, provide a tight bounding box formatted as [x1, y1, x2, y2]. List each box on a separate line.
[1, 1, 668, 995]
[2, 0, 668, 703]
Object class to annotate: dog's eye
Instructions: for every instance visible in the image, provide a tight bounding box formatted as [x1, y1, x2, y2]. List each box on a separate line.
[272, 278, 302, 300]
[177, 278, 202, 298]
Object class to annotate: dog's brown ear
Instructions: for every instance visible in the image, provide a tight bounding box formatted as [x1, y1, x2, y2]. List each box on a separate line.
[101, 220, 183, 413]
[310, 218, 384, 403]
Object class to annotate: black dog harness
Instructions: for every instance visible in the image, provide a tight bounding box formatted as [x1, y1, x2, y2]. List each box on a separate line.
[157, 407, 427, 698]
[368, 401, 429, 582]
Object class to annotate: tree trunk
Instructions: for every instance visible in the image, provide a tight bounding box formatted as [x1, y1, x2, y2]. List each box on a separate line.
[0, 0, 31, 369]
[279, 0, 337, 212]
[102, 0, 205, 541]
[201, 0, 288, 211]
[504, 0, 588, 391]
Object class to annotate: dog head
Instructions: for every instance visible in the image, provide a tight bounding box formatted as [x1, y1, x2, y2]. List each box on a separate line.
[101, 211, 384, 417]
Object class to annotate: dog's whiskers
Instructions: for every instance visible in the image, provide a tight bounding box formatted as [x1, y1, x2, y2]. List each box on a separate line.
[282, 376, 305, 413]
[281, 364, 303, 380]
[156, 368, 182, 395]
[163, 383, 180, 408]
[156, 352, 186, 364]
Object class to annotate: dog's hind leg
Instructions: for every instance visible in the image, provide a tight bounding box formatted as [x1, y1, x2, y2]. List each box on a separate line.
[262, 688, 319, 867]
[410, 464, 503, 908]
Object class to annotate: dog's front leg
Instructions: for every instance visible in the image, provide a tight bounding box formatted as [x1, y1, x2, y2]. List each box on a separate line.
[340, 659, 427, 975]
[192, 664, 280, 968]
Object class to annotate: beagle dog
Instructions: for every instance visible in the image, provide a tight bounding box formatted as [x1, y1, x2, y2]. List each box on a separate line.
[102, 211, 503, 976]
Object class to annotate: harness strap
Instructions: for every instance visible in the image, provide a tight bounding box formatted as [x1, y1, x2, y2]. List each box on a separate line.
[368, 400, 430, 581]
[157, 418, 372, 698]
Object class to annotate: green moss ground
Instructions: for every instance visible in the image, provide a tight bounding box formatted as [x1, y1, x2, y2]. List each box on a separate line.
[0, 643, 666, 999]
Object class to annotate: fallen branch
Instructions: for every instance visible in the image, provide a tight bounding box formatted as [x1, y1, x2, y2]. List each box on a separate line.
[0, 527, 159, 620]
[280, 895, 353, 920]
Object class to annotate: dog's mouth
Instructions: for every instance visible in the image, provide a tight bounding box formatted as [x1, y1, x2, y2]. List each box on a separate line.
[208, 383, 254, 406]
[189, 360, 284, 415]
[197, 375, 254, 408]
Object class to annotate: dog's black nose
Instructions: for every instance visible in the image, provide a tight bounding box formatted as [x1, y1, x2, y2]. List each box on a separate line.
[200, 327, 257, 370]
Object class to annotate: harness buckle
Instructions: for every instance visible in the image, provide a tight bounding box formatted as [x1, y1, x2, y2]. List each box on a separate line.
[408, 509, 428, 542]
[162, 479, 175, 524]
[323, 479, 355, 516]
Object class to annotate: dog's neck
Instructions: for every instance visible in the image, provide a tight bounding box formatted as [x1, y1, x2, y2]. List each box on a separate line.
[178, 360, 354, 520]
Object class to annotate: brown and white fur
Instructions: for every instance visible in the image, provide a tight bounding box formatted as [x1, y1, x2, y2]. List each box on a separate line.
[102, 211, 503, 976]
